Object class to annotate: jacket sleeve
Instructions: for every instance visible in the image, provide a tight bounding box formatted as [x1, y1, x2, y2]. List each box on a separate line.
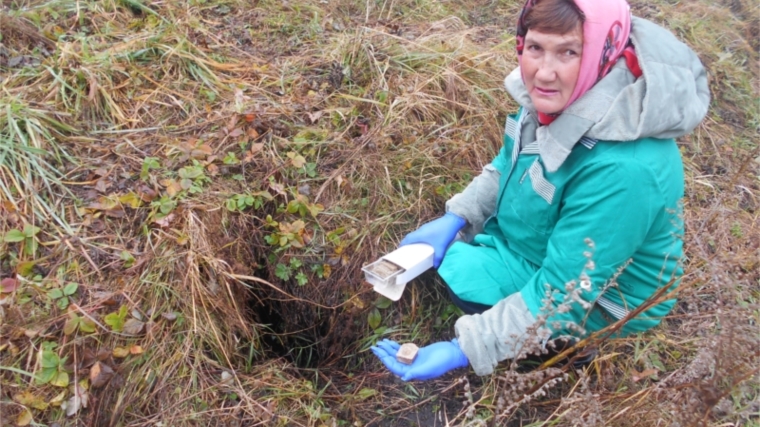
[455, 292, 541, 375]
[445, 146, 509, 240]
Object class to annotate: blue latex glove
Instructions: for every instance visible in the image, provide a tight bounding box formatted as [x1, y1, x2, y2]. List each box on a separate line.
[371, 338, 469, 381]
[400, 212, 467, 268]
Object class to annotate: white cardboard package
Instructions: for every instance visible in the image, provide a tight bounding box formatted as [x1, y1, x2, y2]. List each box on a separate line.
[362, 244, 435, 301]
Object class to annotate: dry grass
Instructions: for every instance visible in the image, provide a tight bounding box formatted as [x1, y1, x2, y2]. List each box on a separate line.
[0, 0, 758, 426]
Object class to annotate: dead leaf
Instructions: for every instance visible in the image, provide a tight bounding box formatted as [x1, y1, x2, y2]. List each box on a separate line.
[631, 368, 658, 382]
[250, 142, 264, 155]
[247, 128, 260, 139]
[88, 76, 99, 102]
[129, 345, 144, 355]
[92, 291, 119, 306]
[220, 370, 234, 384]
[191, 143, 213, 160]
[307, 111, 324, 123]
[269, 181, 286, 196]
[81, 348, 97, 368]
[102, 208, 126, 218]
[14, 391, 49, 410]
[64, 384, 88, 416]
[228, 112, 240, 130]
[90, 362, 115, 388]
[136, 185, 158, 202]
[95, 179, 109, 193]
[2, 200, 17, 212]
[118, 192, 142, 209]
[152, 213, 175, 229]
[161, 179, 182, 197]
[229, 128, 244, 138]
[161, 311, 178, 321]
[63, 317, 78, 335]
[1, 277, 18, 293]
[112, 347, 129, 358]
[122, 318, 145, 335]
[87, 196, 120, 211]
[49, 390, 66, 406]
[97, 348, 111, 361]
[17, 409, 33, 426]
[89, 219, 106, 232]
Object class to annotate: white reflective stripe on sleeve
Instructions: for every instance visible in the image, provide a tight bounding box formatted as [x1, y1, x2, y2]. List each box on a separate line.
[510, 111, 525, 166]
[521, 141, 540, 155]
[528, 159, 555, 204]
[579, 136, 598, 149]
[596, 296, 630, 320]
[505, 115, 517, 140]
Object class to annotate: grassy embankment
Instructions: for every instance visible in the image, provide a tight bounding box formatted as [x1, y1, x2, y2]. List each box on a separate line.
[0, 0, 758, 425]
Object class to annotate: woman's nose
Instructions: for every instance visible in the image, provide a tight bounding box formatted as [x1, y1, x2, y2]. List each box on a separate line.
[535, 60, 557, 82]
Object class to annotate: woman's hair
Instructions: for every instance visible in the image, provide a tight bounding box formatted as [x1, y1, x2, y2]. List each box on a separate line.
[522, 0, 584, 34]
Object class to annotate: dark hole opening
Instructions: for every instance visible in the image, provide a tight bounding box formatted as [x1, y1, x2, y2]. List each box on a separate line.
[248, 295, 325, 369]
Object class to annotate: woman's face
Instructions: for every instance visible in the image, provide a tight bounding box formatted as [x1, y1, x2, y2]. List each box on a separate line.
[522, 27, 583, 115]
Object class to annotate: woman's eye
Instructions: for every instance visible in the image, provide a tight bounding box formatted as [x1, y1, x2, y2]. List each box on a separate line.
[528, 44, 541, 51]
[565, 49, 578, 56]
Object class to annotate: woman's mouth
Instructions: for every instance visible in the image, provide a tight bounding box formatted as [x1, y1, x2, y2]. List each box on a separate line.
[534, 87, 559, 96]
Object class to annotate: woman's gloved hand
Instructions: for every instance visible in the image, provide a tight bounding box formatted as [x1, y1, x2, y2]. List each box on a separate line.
[370, 338, 469, 381]
[400, 212, 467, 268]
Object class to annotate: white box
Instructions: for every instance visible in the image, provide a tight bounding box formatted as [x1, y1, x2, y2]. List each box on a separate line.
[362, 244, 435, 301]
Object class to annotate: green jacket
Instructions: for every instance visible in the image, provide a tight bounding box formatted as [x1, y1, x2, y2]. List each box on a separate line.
[444, 17, 710, 375]
[455, 107, 684, 328]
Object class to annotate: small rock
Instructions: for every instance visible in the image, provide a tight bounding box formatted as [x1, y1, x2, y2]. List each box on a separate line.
[396, 343, 419, 365]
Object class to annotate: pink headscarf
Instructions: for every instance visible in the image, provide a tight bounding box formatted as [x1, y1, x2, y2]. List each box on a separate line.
[516, 0, 633, 115]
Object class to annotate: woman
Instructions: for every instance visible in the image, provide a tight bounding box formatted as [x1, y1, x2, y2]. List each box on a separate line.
[371, 0, 709, 381]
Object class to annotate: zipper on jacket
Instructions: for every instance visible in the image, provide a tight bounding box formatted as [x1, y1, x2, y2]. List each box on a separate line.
[519, 168, 529, 184]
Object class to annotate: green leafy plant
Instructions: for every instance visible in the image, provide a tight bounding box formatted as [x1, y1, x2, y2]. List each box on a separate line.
[151, 195, 177, 216]
[120, 250, 136, 268]
[3, 224, 41, 256]
[287, 194, 324, 218]
[274, 258, 309, 286]
[368, 296, 393, 330]
[264, 216, 306, 249]
[140, 157, 161, 181]
[37, 342, 69, 387]
[274, 263, 291, 281]
[63, 312, 97, 335]
[48, 282, 78, 310]
[730, 222, 743, 238]
[310, 263, 330, 279]
[104, 305, 129, 332]
[177, 160, 211, 194]
[285, 150, 318, 177]
[225, 191, 273, 212]
[223, 152, 239, 165]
